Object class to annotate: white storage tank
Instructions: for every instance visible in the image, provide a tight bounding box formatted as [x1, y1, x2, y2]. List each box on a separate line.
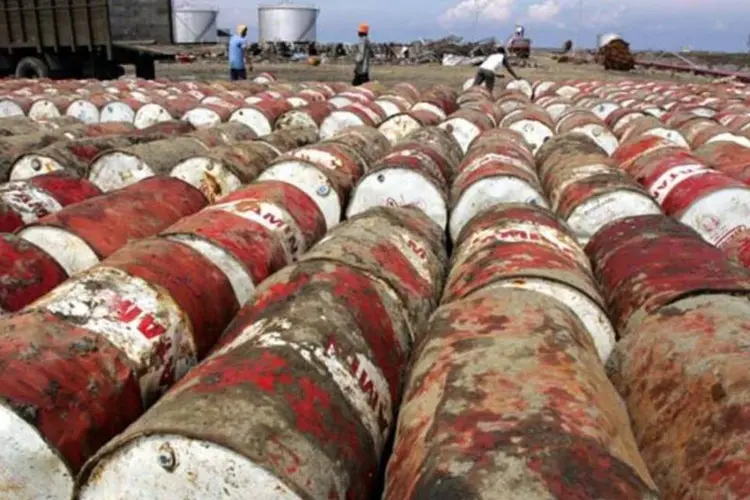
[173, 8, 219, 43]
[258, 3, 319, 43]
[597, 32, 622, 49]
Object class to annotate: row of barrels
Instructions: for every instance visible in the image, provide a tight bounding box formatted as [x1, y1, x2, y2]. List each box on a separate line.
[448, 79, 750, 270]
[0, 123, 395, 315]
[0, 105, 411, 497]
[2, 75, 750, 498]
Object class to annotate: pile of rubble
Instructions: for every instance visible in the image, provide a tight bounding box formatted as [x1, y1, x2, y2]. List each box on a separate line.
[597, 38, 636, 71]
[173, 36, 503, 66]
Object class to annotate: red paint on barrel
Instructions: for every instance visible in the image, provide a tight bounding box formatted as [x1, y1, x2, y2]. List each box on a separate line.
[0, 235, 67, 312]
[103, 237, 237, 358]
[27, 177, 206, 258]
[0, 310, 142, 471]
[25, 172, 102, 206]
[585, 214, 750, 332]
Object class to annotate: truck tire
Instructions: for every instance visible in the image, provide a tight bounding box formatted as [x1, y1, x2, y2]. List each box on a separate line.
[15, 57, 50, 78]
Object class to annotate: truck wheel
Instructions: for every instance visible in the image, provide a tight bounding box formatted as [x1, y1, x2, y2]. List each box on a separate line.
[15, 57, 49, 78]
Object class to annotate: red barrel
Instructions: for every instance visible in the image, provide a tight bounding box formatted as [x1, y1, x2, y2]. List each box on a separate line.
[554, 108, 619, 155]
[621, 148, 750, 267]
[319, 101, 387, 139]
[695, 141, 750, 185]
[538, 137, 661, 244]
[274, 101, 334, 136]
[187, 121, 258, 147]
[65, 93, 117, 124]
[347, 128, 455, 229]
[585, 214, 750, 332]
[0, 180, 326, 500]
[499, 105, 555, 155]
[319, 125, 391, 172]
[0, 172, 101, 233]
[438, 108, 494, 154]
[99, 96, 149, 123]
[0, 132, 67, 181]
[377, 109, 442, 145]
[0, 235, 67, 314]
[132, 95, 201, 129]
[87, 137, 209, 192]
[609, 294, 750, 498]
[446, 203, 615, 361]
[14, 176, 206, 279]
[383, 287, 657, 499]
[260, 142, 367, 229]
[10, 134, 145, 180]
[449, 131, 546, 243]
[373, 95, 412, 117]
[168, 141, 280, 202]
[73, 206, 445, 500]
[229, 99, 293, 136]
[182, 101, 238, 129]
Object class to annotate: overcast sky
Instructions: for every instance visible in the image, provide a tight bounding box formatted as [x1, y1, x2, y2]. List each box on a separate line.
[194, 0, 750, 51]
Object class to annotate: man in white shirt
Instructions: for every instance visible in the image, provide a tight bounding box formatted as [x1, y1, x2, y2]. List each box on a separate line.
[473, 45, 519, 93]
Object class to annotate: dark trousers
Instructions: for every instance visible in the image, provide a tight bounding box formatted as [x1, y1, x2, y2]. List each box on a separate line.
[352, 72, 370, 86]
[230, 68, 247, 81]
[473, 68, 496, 92]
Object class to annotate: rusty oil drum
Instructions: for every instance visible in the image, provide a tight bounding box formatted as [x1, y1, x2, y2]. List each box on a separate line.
[0, 172, 101, 233]
[383, 287, 657, 499]
[73, 206, 446, 500]
[449, 129, 547, 243]
[447, 203, 616, 362]
[585, 214, 750, 333]
[0, 177, 207, 314]
[608, 293, 750, 498]
[0, 181, 327, 500]
[346, 127, 457, 230]
[229, 98, 293, 137]
[87, 137, 209, 192]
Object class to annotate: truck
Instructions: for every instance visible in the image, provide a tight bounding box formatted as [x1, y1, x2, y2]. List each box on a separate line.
[0, 0, 178, 80]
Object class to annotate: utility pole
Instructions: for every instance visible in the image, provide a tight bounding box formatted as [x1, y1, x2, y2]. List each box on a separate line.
[577, 0, 583, 51]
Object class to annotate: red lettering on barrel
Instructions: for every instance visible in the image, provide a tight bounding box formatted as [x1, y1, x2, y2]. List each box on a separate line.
[6, 191, 51, 218]
[112, 296, 168, 339]
[113, 298, 141, 322]
[407, 239, 427, 260]
[327, 337, 386, 419]
[263, 212, 284, 228]
[138, 315, 167, 339]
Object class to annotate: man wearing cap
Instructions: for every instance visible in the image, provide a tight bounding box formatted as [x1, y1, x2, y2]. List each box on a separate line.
[353, 23, 374, 86]
[229, 24, 252, 81]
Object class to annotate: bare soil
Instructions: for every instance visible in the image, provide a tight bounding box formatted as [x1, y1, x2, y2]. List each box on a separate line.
[154, 53, 717, 87]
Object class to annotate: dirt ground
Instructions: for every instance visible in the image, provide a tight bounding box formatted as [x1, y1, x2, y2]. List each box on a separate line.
[155, 53, 717, 88]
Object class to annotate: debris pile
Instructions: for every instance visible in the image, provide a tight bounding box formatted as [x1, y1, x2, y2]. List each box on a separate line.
[598, 38, 635, 71]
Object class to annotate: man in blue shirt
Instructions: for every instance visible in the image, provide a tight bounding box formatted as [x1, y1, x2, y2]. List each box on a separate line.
[229, 24, 249, 80]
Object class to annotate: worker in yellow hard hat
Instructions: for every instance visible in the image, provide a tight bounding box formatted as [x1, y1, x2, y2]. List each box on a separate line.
[353, 22, 373, 86]
[229, 24, 252, 80]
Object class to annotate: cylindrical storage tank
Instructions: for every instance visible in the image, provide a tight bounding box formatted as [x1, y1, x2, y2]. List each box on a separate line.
[597, 32, 623, 48]
[258, 4, 319, 43]
[173, 9, 219, 44]
[384, 287, 657, 499]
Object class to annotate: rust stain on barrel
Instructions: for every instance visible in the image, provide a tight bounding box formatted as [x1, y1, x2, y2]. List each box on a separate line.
[608, 294, 750, 498]
[384, 288, 657, 499]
